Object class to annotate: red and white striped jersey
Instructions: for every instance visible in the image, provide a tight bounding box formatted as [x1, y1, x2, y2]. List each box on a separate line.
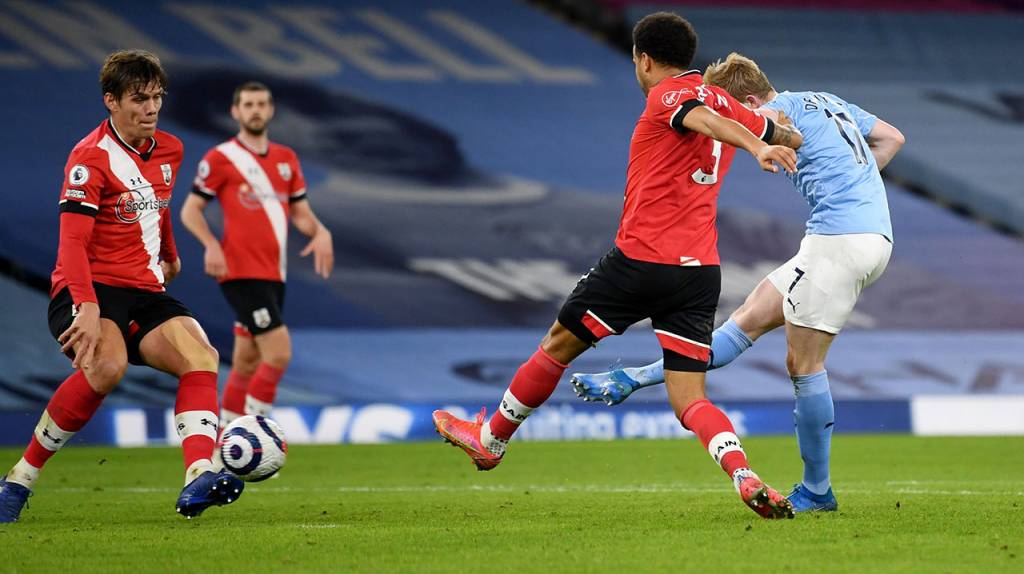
[50, 119, 183, 302]
[616, 71, 772, 267]
[192, 138, 306, 283]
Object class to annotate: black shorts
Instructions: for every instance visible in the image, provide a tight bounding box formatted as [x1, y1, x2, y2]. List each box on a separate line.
[219, 279, 286, 337]
[557, 247, 721, 372]
[48, 283, 193, 366]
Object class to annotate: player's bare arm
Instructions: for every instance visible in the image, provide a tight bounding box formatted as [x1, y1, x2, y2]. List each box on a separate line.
[291, 200, 334, 279]
[865, 119, 905, 170]
[762, 109, 803, 150]
[683, 106, 797, 173]
[180, 193, 228, 279]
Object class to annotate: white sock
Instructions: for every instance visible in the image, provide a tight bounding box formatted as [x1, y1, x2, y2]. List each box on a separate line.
[7, 457, 41, 489]
[220, 409, 242, 427]
[479, 423, 508, 456]
[185, 459, 214, 485]
[731, 467, 758, 493]
[244, 395, 272, 417]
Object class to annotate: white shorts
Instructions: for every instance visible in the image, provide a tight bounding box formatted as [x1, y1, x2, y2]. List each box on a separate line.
[767, 234, 892, 334]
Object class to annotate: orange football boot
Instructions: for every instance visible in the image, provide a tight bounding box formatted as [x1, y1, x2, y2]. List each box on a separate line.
[432, 408, 503, 471]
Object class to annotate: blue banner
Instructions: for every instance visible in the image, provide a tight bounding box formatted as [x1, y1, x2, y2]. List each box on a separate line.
[0, 400, 912, 447]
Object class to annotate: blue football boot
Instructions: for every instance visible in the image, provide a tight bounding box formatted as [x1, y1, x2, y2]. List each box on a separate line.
[570, 367, 644, 405]
[787, 483, 839, 513]
[0, 477, 32, 523]
[176, 470, 244, 519]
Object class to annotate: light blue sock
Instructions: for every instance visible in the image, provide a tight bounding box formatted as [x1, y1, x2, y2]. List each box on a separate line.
[622, 359, 664, 387]
[708, 318, 753, 370]
[792, 370, 834, 495]
[621, 318, 753, 385]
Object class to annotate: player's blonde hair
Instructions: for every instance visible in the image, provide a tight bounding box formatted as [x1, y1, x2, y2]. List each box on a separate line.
[703, 53, 773, 101]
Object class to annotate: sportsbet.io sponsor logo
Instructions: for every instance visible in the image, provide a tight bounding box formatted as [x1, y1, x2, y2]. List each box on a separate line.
[115, 191, 170, 224]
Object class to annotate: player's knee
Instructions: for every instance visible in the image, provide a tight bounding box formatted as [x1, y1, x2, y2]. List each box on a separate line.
[84, 358, 127, 393]
[540, 322, 588, 365]
[785, 351, 822, 377]
[232, 355, 260, 376]
[189, 342, 219, 373]
[261, 346, 291, 370]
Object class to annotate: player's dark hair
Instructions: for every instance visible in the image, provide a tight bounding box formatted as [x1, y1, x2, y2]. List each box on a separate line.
[632, 12, 698, 70]
[233, 81, 274, 106]
[99, 50, 167, 101]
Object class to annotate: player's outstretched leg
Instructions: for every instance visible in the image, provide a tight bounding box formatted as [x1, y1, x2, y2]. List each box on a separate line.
[571, 317, 757, 405]
[434, 345, 568, 471]
[571, 360, 662, 405]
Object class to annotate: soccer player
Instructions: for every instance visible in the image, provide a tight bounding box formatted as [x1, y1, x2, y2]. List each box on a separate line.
[180, 82, 333, 425]
[0, 50, 243, 522]
[571, 53, 905, 512]
[433, 14, 802, 519]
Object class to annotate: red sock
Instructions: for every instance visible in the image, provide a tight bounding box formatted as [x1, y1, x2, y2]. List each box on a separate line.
[175, 371, 219, 470]
[24, 370, 105, 468]
[221, 370, 250, 415]
[680, 399, 749, 477]
[247, 363, 284, 405]
[488, 347, 568, 440]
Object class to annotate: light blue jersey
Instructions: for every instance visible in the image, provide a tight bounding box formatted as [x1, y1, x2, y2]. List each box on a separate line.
[763, 91, 892, 240]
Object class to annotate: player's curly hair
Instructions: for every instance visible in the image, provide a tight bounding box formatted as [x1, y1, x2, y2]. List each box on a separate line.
[632, 12, 698, 70]
[100, 49, 167, 101]
[704, 53, 774, 100]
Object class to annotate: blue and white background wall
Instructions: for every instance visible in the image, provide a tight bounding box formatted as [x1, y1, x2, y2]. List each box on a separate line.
[1, 0, 1023, 445]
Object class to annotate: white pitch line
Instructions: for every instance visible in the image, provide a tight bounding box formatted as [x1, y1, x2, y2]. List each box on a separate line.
[47, 484, 1024, 496]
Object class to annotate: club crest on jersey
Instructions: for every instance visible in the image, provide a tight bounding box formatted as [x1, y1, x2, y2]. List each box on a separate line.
[238, 183, 264, 210]
[115, 191, 170, 224]
[69, 164, 90, 186]
[662, 90, 682, 107]
[252, 308, 271, 329]
[277, 162, 292, 181]
[161, 163, 173, 185]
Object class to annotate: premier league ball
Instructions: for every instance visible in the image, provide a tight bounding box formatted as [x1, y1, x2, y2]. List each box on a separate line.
[218, 415, 288, 482]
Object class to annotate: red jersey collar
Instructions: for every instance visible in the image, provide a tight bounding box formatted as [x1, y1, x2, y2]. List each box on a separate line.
[106, 119, 157, 161]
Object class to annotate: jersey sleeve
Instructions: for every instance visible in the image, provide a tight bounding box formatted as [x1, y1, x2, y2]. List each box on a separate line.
[708, 86, 774, 142]
[59, 148, 106, 217]
[646, 83, 705, 134]
[289, 152, 307, 203]
[192, 150, 227, 200]
[159, 208, 178, 263]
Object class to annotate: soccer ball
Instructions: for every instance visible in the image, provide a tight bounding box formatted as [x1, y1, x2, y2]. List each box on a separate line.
[218, 415, 288, 482]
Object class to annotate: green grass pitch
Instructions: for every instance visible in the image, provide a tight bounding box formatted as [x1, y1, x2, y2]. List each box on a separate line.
[1, 435, 1021, 573]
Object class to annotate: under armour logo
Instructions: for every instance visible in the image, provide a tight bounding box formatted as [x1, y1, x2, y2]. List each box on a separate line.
[129, 177, 145, 187]
[42, 428, 62, 444]
[200, 418, 217, 428]
[177, 423, 186, 432]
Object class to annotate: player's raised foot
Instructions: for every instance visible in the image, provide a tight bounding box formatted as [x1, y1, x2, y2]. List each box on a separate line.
[735, 471, 794, 519]
[0, 477, 32, 523]
[787, 483, 838, 513]
[570, 368, 641, 405]
[175, 470, 245, 519]
[432, 408, 503, 471]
